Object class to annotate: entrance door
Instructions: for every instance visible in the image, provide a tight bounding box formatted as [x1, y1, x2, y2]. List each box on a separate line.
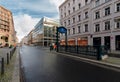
[104, 36, 110, 50]
[116, 35, 120, 50]
[93, 37, 101, 46]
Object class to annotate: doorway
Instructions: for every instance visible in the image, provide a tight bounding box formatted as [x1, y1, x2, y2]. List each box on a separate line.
[104, 36, 110, 50]
[116, 35, 120, 50]
[93, 37, 101, 46]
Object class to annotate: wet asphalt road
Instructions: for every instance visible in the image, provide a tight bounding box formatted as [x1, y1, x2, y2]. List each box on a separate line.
[20, 45, 120, 82]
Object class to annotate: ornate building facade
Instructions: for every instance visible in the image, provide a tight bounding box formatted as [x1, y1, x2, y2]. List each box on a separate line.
[0, 6, 16, 47]
[59, 0, 120, 51]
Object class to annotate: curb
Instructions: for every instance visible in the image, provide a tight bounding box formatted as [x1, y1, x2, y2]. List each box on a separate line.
[54, 52, 120, 72]
[12, 48, 20, 82]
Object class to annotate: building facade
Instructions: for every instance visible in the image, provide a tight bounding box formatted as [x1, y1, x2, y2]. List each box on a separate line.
[21, 36, 28, 45]
[0, 6, 16, 47]
[59, 0, 120, 51]
[32, 17, 59, 47]
[27, 29, 34, 45]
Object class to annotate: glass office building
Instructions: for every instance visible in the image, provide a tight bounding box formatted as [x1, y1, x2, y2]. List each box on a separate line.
[32, 17, 59, 46]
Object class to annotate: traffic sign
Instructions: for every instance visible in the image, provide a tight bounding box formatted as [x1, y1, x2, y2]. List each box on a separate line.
[57, 26, 67, 33]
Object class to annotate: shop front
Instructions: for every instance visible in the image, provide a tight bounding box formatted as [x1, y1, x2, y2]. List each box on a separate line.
[68, 39, 75, 46]
[77, 37, 88, 46]
[104, 36, 110, 50]
[93, 37, 101, 46]
[116, 35, 120, 50]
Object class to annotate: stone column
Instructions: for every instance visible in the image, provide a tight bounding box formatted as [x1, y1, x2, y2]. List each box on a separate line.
[88, 36, 91, 45]
[101, 37, 104, 46]
[110, 35, 116, 51]
[75, 38, 78, 45]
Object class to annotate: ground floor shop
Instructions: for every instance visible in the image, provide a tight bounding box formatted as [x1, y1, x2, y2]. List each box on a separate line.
[92, 33, 120, 51]
[60, 36, 89, 46]
[60, 33, 120, 51]
[116, 35, 120, 50]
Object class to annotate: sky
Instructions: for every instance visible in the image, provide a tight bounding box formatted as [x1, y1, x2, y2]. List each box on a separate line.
[0, 0, 65, 42]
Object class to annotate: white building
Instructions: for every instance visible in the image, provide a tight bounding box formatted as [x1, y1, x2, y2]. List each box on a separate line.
[59, 0, 120, 51]
[32, 17, 59, 47]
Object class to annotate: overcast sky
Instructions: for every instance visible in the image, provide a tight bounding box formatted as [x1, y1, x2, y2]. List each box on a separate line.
[0, 0, 65, 42]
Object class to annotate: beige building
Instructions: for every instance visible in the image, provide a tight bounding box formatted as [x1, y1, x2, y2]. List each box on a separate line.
[21, 36, 28, 45]
[59, 0, 120, 51]
[27, 29, 34, 45]
[0, 6, 16, 47]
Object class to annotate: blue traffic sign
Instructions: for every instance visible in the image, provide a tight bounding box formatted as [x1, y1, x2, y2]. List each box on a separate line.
[58, 26, 67, 33]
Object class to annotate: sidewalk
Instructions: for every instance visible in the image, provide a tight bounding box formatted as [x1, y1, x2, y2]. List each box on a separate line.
[0, 47, 20, 82]
[102, 57, 120, 65]
[43, 47, 120, 71]
[12, 47, 20, 82]
[108, 50, 120, 58]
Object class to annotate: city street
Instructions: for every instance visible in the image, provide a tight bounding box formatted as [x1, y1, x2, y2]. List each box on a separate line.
[20, 45, 120, 82]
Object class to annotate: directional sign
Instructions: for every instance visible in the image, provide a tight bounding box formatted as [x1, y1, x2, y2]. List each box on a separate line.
[58, 26, 67, 33]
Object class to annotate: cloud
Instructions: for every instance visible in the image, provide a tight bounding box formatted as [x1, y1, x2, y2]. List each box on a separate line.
[49, 0, 65, 11]
[0, 0, 65, 42]
[0, 0, 58, 18]
[13, 14, 39, 42]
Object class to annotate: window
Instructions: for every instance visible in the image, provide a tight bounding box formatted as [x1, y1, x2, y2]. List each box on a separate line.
[116, 21, 120, 29]
[85, 11, 88, 19]
[95, 24, 100, 32]
[96, 0, 100, 6]
[64, 21, 66, 26]
[68, 29, 70, 35]
[105, 21, 110, 30]
[61, 9, 63, 12]
[85, 24, 88, 32]
[73, 28, 75, 34]
[68, 10, 70, 15]
[105, 7, 110, 16]
[78, 3, 81, 9]
[64, 13, 66, 17]
[85, 0, 88, 5]
[95, 11, 100, 19]
[73, 7, 75, 12]
[117, 3, 120, 12]
[73, 17, 75, 23]
[64, 6, 66, 10]
[78, 26, 81, 33]
[61, 15, 63, 18]
[68, 20, 70, 25]
[78, 15, 81, 21]
[60, 22, 63, 26]
[68, 3, 70, 7]
[73, 0, 75, 4]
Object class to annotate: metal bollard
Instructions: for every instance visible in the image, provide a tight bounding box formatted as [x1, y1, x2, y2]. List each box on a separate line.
[10, 51, 12, 60]
[1, 58, 4, 75]
[97, 46, 102, 60]
[7, 53, 9, 65]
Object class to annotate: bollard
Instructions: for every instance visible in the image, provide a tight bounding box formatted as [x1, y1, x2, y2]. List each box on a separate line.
[76, 45, 78, 54]
[1, 58, 4, 75]
[10, 51, 12, 60]
[11, 49, 13, 56]
[97, 46, 102, 60]
[7, 53, 9, 65]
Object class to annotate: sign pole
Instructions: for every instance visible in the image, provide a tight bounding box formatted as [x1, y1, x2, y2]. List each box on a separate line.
[65, 31, 67, 51]
[56, 26, 67, 52]
[56, 28, 59, 52]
